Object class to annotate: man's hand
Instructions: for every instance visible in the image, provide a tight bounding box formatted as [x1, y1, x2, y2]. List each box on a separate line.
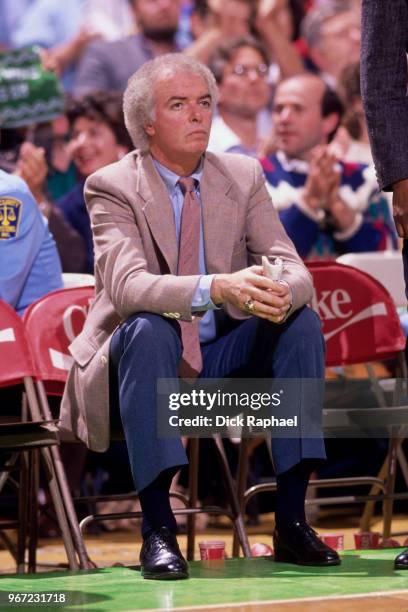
[303, 146, 340, 211]
[256, 0, 289, 28]
[328, 197, 357, 231]
[392, 179, 408, 238]
[15, 142, 48, 203]
[211, 265, 292, 323]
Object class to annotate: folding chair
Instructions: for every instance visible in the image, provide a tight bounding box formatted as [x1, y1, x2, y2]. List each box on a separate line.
[337, 251, 405, 308]
[23, 288, 251, 563]
[62, 273, 95, 289]
[233, 261, 408, 555]
[0, 300, 77, 572]
[23, 287, 95, 570]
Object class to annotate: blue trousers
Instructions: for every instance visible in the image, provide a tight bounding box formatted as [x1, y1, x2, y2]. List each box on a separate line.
[109, 306, 326, 493]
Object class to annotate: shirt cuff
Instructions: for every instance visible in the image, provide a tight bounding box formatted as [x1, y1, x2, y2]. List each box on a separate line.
[296, 194, 326, 223]
[333, 214, 363, 240]
[191, 275, 220, 311]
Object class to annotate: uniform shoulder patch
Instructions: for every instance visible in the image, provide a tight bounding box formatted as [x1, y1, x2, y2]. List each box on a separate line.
[0, 197, 23, 240]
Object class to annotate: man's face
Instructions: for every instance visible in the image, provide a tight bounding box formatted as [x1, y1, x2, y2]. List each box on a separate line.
[218, 46, 270, 118]
[132, 0, 181, 36]
[273, 77, 328, 159]
[312, 11, 361, 81]
[146, 71, 213, 167]
[220, 0, 253, 38]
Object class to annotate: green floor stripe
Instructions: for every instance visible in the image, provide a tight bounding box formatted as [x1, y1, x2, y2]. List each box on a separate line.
[1, 549, 408, 611]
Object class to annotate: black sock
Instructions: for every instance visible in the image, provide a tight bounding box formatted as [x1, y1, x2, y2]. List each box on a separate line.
[275, 460, 317, 530]
[139, 467, 178, 539]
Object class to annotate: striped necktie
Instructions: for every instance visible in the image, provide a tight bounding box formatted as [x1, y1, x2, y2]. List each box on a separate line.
[177, 177, 203, 378]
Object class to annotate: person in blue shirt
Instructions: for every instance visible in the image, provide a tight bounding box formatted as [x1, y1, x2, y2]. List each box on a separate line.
[0, 169, 62, 315]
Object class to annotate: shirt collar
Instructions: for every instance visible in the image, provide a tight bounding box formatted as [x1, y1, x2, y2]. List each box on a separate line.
[152, 157, 204, 193]
[276, 150, 310, 174]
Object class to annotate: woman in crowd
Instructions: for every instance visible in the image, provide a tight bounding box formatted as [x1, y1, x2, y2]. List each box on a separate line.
[56, 91, 133, 273]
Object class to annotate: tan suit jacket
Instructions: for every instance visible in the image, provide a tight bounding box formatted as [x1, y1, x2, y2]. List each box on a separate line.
[59, 150, 313, 451]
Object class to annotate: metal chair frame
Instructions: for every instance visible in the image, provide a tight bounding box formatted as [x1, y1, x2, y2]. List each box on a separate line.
[232, 261, 408, 556]
[0, 300, 81, 572]
[23, 288, 251, 565]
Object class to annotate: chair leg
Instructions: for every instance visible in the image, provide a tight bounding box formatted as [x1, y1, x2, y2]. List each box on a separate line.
[187, 438, 199, 561]
[360, 459, 388, 532]
[28, 449, 39, 573]
[232, 438, 250, 558]
[40, 446, 79, 570]
[17, 452, 29, 573]
[382, 438, 399, 538]
[397, 443, 408, 489]
[28, 378, 94, 569]
[213, 435, 251, 558]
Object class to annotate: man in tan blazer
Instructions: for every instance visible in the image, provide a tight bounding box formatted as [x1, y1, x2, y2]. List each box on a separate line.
[60, 53, 339, 579]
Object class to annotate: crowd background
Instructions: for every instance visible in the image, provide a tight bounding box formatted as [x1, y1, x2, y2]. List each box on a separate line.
[0, 0, 402, 533]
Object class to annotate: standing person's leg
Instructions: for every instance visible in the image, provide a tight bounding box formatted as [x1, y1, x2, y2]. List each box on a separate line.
[201, 306, 339, 566]
[109, 312, 188, 579]
[395, 241, 408, 569]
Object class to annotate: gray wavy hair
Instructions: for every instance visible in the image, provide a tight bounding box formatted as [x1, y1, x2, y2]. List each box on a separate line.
[123, 53, 218, 151]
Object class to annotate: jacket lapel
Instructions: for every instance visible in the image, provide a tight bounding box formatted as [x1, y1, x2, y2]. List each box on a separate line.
[201, 154, 237, 274]
[136, 153, 178, 274]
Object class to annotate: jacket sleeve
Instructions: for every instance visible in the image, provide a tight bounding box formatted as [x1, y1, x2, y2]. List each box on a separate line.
[361, 0, 408, 190]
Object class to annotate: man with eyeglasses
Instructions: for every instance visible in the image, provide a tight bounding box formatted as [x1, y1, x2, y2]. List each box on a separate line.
[207, 36, 272, 157]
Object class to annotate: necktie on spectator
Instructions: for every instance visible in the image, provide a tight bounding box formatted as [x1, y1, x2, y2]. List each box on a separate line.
[177, 177, 203, 379]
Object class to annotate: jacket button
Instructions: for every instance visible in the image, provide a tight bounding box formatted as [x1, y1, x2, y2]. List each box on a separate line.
[100, 355, 107, 366]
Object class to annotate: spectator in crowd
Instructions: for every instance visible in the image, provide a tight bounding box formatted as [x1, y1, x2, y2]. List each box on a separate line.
[0, 169, 62, 315]
[39, 92, 132, 274]
[59, 92, 132, 273]
[1, 0, 136, 90]
[207, 36, 272, 156]
[3, 0, 100, 91]
[0, 0, 35, 51]
[261, 74, 396, 260]
[301, 3, 360, 88]
[187, 0, 304, 79]
[5, 128, 87, 273]
[74, 0, 182, 95]
[335, 62, 373, 165]
[60, 53, 340, 578]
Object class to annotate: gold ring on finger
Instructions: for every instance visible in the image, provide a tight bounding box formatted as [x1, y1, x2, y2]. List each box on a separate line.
[244, 298, 255, 313]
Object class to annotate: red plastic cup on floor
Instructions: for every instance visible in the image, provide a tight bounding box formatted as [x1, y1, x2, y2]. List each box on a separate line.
[380, 537, 401, 548]
[199, 540, 226, 566]
[321, 533, 344, 551]
[354, 531, 380, 549]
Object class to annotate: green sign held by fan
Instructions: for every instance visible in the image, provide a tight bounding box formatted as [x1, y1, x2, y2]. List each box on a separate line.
[0, 46, 65, 128]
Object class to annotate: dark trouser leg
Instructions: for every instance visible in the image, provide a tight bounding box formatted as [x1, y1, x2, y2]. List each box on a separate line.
[202, 306, 326, 526]
[202, 306, 326, 472]
[109, 313, 188, 534]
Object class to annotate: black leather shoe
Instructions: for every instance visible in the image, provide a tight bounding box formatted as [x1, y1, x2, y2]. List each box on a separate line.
[140, 527, 189, 580]
[273, 521, 341, 566]
[395, 548, 408, 569]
